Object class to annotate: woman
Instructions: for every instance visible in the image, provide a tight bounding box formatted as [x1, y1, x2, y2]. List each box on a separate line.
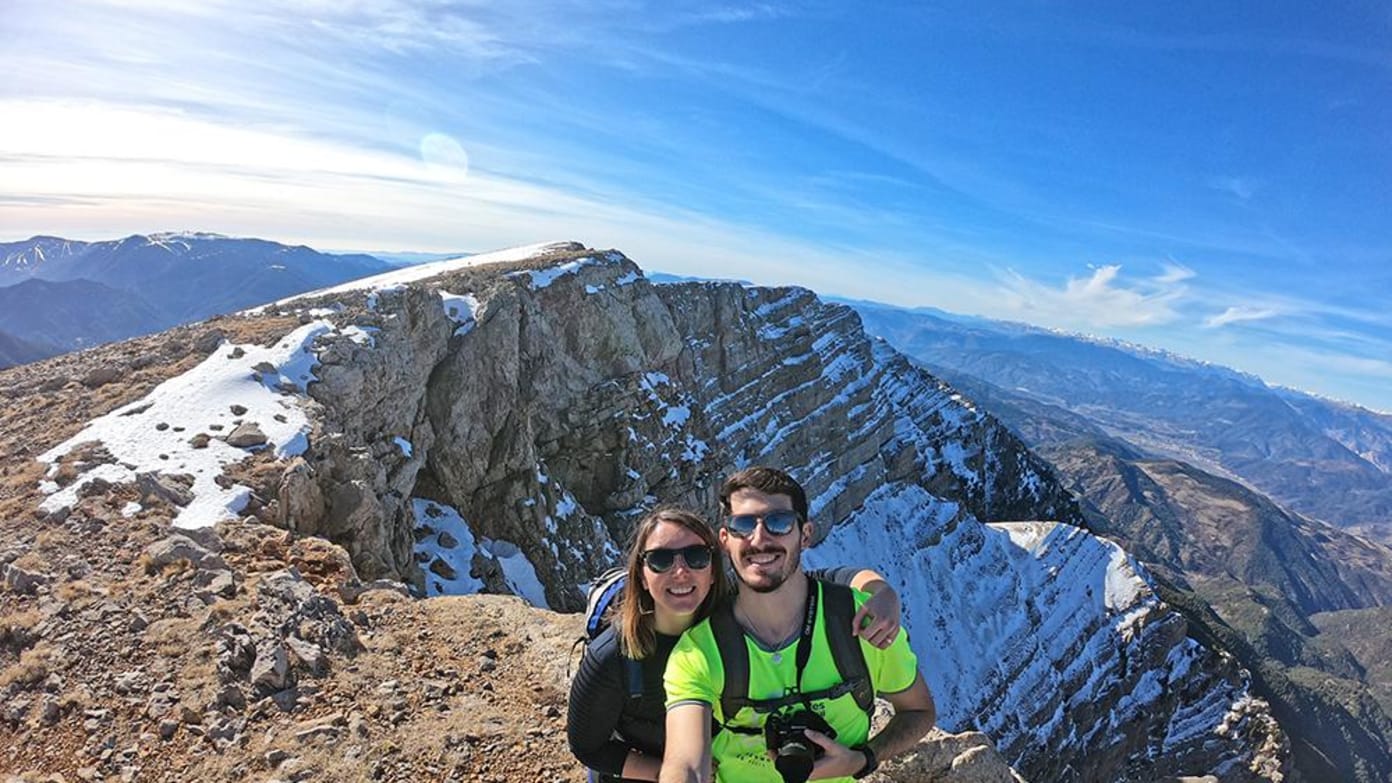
[567, 507, 903, 781]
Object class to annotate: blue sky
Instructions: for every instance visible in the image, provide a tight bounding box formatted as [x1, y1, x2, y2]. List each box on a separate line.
[3, 1, 1390, 410]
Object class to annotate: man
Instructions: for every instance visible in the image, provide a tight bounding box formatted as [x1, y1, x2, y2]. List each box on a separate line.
[660, 467, 936, 782]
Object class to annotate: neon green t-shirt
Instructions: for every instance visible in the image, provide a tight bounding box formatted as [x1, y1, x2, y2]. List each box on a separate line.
[664, 582, 920, 783]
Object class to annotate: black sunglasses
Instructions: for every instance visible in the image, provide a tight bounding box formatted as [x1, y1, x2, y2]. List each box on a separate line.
[723, 509, 802, 538]
[642, 545, 714, 573]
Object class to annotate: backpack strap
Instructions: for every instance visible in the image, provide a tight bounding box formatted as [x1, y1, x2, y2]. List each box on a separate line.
[818, 581, 875, 714]
[622, 655, 644, 702]
[585, 567, 629, 639]
[709, 596, 750, 723]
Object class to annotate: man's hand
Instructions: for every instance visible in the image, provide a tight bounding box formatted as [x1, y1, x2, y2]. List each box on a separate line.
[851, 580, 901, 649]
[803, 729, 868, 780]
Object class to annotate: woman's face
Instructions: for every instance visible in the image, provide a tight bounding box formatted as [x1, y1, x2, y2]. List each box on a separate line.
[640, 520, 715, 628]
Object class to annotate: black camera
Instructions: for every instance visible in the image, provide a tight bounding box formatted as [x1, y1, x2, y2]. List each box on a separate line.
[764, 709, 837, 783]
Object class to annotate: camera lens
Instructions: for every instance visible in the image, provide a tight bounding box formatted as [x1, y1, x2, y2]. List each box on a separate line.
[765, 710, 832, 783]
[774, 741, 815, 783]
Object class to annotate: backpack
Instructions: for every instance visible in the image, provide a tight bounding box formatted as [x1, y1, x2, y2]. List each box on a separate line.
[708, 579, 874, 734]
[573, 566, 643, 701]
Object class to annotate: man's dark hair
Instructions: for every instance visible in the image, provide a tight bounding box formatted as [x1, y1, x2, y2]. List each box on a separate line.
[719, 466, 809, 521]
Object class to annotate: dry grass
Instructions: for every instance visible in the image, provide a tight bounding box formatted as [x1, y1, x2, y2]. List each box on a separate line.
[135, 553, 195, 578]
[0, 643, 52, 688]
[0, 608, 43, 649]
[53, 580, 105, 608]
[33, 529, 65, 549]
[213, 314, 305, 347]
[9, 551, 48, 573]
[0, 458, 46, 520]
[143, 617, 204, 658]
[160, 558, 195, 578]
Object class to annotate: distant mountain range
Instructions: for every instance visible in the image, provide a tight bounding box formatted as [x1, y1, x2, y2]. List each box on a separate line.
[844, 298, 1392, 781]
[846, 301, 1392, 543]
[0, 233, 393, 367]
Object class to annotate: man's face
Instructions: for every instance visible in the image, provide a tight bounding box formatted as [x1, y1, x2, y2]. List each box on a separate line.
[720, 487, 811, 594]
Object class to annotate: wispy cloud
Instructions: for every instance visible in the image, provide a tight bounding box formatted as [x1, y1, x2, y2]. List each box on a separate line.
[0, 99, 900, 297]
[1208, 175, 1261, 202]
[1203, 305, 1280, 328]
[1154, 262, 1196, 284]
[678, 4, 792, 25]
[1054, 22, 1392, 72]
[995, 264, 1189, 328]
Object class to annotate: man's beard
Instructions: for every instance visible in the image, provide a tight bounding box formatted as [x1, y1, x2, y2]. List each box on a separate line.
[734, 544, 800, 593]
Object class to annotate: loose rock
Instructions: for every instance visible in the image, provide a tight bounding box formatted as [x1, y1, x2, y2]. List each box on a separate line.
[227, 422, 268, 448]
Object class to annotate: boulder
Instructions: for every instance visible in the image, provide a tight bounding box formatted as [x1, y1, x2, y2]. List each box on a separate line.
[195, 569, 237, 600]
[249, 641, 292, 693]
[2, 563, 50, 595]
[137, 472, 195, 508]
[143, 534, 226, 572]
[81, 366, 122, 388]
[226, 422, 268, 448]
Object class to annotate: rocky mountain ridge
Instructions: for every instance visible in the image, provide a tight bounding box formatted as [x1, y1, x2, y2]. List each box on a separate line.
[4, 242, 1289, 780]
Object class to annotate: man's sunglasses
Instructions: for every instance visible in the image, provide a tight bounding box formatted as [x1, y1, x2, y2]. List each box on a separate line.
[723, 510, 802, 538]
[641, 545, 714, 573]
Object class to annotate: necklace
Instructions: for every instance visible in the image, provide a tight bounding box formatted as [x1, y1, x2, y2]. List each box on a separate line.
[734, 604, 797, 648]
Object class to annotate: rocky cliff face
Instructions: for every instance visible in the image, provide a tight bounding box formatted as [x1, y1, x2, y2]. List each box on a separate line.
[260, 245, 1084, 609]
[26, 242, 1290, 780]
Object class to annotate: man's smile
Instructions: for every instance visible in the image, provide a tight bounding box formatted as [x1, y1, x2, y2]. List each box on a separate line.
[745, 549, 784, 566]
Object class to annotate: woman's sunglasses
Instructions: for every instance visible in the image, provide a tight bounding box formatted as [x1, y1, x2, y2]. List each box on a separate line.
[642, 545, 714, 573]
[723, 509, 802, 538]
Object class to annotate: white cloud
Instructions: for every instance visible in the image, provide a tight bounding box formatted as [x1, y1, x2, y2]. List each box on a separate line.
[995, 264, 1187, 328]
[1154, 262, 1196, 284]
[1203, 305, 1280, 328]
[1208, 175, 1261, 201]
[679, 4, 791, 25]
[0, 99, 904, 297]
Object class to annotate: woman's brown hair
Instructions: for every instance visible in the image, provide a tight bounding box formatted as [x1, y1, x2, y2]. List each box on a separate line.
[616, 507, 729, 660]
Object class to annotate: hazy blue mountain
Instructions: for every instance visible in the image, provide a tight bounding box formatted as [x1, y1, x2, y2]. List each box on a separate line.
[0, 232, 392, 352]
[845, 298, 1392, 542]
[0, 329, 59, 368]
[3, 233, 390, 320]
[0, 278, 166, 350]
